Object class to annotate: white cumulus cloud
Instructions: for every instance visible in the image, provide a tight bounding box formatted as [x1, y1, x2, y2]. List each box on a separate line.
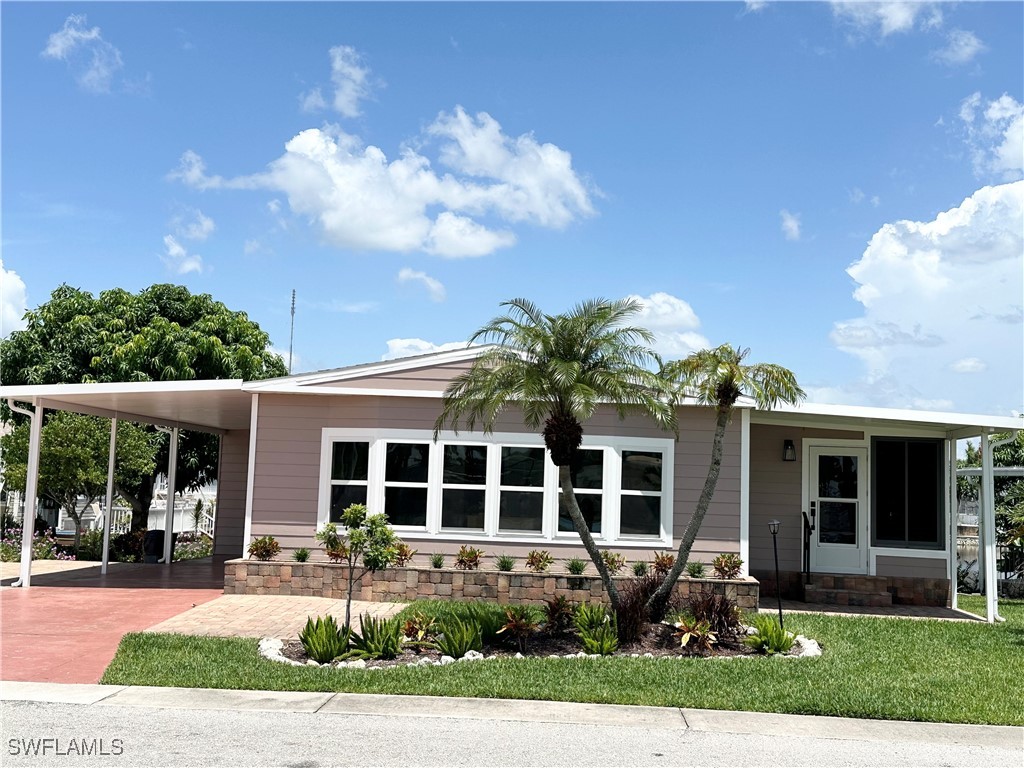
[170, 106, 593, 258]
[958, 92, 1024, 181]
[830, 2, 942, 38]
[1, 260, 28, 338]
[41, 14, 123, 93]
[931, 29, 986, 66]
[627, 292, 710, 359]
[299, 45, 375, 118]
[823, 182, 1023, 414]
[174, 208, 215, 241]
[397, 268, 446, 302]
[780, 209, 802, 240]
[161, 235, 204, 275]
[381, 338, 471, 361]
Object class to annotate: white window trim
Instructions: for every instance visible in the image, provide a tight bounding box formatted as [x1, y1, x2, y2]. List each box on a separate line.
[316, 428, 674, 547]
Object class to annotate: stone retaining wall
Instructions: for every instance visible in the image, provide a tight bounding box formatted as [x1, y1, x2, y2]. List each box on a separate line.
[223, 559, 760, 611]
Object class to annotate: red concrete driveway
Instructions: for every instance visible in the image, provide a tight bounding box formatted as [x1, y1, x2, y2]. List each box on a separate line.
[1, 562, 223, 684]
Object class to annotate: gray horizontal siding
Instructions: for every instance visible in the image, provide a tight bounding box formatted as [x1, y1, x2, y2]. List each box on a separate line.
[214, 429, 249, 558]
[311, 360, 476, 391]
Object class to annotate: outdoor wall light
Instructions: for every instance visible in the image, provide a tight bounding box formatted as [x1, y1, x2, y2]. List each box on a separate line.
[782, 439, 796, 462]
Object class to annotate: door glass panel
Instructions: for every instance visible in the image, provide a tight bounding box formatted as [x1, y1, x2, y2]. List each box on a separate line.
[819, 501, 856, 545]
[818, 455, 858, 498]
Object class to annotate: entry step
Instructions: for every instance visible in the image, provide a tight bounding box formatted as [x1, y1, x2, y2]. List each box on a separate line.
[803, 586, 893, 607]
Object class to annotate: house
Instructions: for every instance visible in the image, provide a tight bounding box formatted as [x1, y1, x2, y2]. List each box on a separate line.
[3, 347, 1017, 620]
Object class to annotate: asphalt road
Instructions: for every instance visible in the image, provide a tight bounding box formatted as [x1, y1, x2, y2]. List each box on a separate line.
[2, 694, 1021, 768]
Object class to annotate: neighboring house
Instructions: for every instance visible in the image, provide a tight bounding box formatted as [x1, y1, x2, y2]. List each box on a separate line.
[3, 347, 1018, 611]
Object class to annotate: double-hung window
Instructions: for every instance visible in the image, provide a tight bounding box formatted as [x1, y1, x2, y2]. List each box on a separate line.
[328, 442, 369, 523]
[558, 448, 604, 535]
[441, 444, 488, 531]
[498, 447, 546, 533]
[382, 442, 430, 528]
[619, 451, 664, 537]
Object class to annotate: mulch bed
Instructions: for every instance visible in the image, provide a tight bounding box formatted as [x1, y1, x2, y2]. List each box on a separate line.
[280, 623, 759, 669]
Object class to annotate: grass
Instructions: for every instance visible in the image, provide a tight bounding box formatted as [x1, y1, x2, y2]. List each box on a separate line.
[100, 599, 1024, 726]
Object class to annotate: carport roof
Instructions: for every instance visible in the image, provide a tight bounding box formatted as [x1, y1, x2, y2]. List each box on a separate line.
[1, 380, 251, 433]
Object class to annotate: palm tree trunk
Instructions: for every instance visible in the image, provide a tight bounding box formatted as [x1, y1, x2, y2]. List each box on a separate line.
[559, 465, 620, 612]
[647, 407, 731, 619]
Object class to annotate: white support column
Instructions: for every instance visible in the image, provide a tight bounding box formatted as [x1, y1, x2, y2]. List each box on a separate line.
[242, 393, 259, 558]
[101, 418, 117, 575]
[739, 408, 750, 575]
[7, 400, 44, 589]
[980, 432, 999, 623]
[947, 437, 959, 611]
[162, 427, 179, 565]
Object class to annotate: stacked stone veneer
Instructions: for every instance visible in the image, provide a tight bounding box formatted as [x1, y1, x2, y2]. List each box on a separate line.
[223, 559, 759, 611]
[753, 569, 950, 607]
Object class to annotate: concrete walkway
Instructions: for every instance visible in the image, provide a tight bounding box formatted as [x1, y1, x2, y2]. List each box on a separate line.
[759, 597, 982, 621]
[2, 682, 1021, 753]
[145, 594, 404, 638]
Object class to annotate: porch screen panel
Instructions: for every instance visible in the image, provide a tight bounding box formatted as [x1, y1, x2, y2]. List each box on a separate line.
[872, 438, 942, 549]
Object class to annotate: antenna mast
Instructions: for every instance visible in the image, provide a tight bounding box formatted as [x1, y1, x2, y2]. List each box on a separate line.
[288, 289, 296, 374]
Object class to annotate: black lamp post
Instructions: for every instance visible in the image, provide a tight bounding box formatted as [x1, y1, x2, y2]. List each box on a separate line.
[769, 519, 784, 630]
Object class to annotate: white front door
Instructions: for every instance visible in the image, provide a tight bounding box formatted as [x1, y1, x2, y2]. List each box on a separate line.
[807, 446, 868, 573]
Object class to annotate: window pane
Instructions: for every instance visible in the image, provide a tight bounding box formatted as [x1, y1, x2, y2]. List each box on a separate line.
[443, 445, 488, 485]
[332, 442, 368, 482]
[818, 455, 857, 499]
[384, 486, 427, 527]
[501, 447, 545, 487]
[569, 449, 603, 490]
[622, 451, 662, 492]
[875, 440, 906, 542]
[819, 501, 856, 545]
[499, 490, 544, 532]
[441, 489, 486, 529]
[907, 441, 940, 545]
[329, 485, 367, 522]
[559, 494, 602, 534]
[385, 443, 429, 483]
[620, 495, 661, 536]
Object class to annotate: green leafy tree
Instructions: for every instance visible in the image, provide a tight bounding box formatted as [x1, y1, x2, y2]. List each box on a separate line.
[1, 283, 286, 530]
[959, 432, 1024, 576]
[0, 413, 156, 550]
[434, 298, 676, 611]
[314, 504, 399, 627]
[647, 344, 804, 617]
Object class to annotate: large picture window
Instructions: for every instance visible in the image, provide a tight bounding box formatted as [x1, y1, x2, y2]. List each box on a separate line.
[872, 438, 942, 549]
[318, 429, 673, 546]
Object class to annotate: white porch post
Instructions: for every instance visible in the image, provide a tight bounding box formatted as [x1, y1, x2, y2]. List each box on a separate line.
[739, 408, 750, 575]
[979, 432, 999, 623]
[947, 437, 958, 612]
[101, 418, 117, 575]
[162, 427, 179, 565]
[7, 400, 44, 589]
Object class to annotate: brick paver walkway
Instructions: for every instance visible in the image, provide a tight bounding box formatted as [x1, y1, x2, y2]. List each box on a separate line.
[145, 594, 404, 639]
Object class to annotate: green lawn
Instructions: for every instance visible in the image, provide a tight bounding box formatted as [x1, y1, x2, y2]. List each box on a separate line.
[101, 599, 1024, 725]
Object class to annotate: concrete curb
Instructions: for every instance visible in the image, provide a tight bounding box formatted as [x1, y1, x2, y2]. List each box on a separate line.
[2, 681, 1021, 750]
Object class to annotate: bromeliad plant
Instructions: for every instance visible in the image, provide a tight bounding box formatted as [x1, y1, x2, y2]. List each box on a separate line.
[565, 557, 588, 575]
[434, 616, 484, 658]
[685, 561, 707, 578]
[494, 553, 517, 572]
[315, 504, 399, 627]
[743, 613, 795, 655]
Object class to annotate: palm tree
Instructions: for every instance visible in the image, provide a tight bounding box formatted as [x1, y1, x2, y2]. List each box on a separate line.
[647, 344, 804, 618]
[434, 298, 677, 611]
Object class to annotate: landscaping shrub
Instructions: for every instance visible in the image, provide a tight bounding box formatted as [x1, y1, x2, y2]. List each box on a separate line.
[77, 529, 105, 561]
[0, 526, 75, 562]
[565, 557, 588, 575]
[685, 561, 706, 578]
[653, 551, 675, 576]
[429, 553, 445, 569]
[111, 529, 146, 563]
[248, 535, 281, 561]
[525, 549, 554, 573]
[434, 616, 483, 658]
[349, 614, 404, 660]
[686, 592, 742, 638]
[299, 615, 351, 663]
[711, 553, 743, 579]
[632, 561, 648, 577]
[293, 547, 311, 563]
[454, 545, 484, 570]
[616, 573, 660, 645]
[743, 613, 794, 655]
[601, 550, 626, 575]
[673, 618, 718, 655]
[174, 532, 213, 561]
[494, 553, 516, 572]
[498, 605, 539, 653]
[401, 612, 439, 652]
[574, 602, 611, 634]
[544, 595, 574, 632]
[394, 542, 416, 567]
[579, 620, 619, 655]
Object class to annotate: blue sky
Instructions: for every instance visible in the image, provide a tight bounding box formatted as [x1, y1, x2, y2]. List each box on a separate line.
[2, 2, 1022, 418]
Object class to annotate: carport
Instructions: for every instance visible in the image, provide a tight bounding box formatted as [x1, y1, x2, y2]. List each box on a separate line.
[2, 379, 255, 589]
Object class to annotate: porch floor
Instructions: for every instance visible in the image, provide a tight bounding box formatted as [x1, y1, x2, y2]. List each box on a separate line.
[759, 597, 981, 622]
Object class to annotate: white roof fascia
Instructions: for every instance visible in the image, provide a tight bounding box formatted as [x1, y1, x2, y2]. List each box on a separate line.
[31, 397, 226, 435]
[243, 384, 448, 399]
[248, 346, 489, 389]
[755, 401, 1021, 432]
[0, 379, 244, 399]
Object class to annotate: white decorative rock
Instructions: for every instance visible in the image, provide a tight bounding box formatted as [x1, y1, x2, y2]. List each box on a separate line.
[463, 650, 485, 661]
[587, 654, 601, 659]
[792, 635, 822, 658]
[513, 652, 524, 659]
[642, 652, 655, 658]
[347, 658, 367, 669]
[439, 655, 456, 666]
[258, 637, 306, 667]
[548, 654, 561, 659]
[630, 653, 640, 658]
[305, 659, 319, 667]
